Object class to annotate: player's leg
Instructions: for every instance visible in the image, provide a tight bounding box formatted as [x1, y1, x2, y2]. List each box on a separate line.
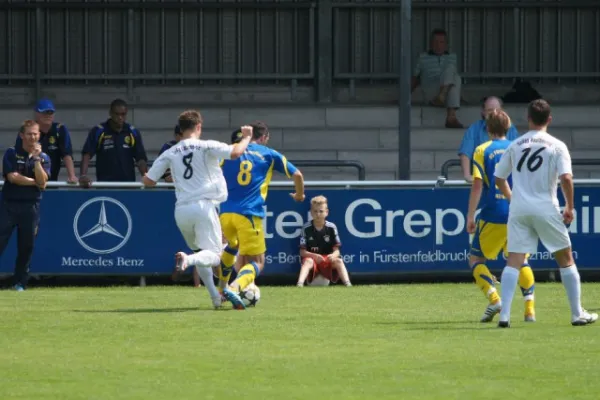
[534, 214, 597, 325]
[498, 215, 537, 327]
[229, 216, 266, 291]
[469, 220, 502, 321]
[218, 214, 239, 290]
[297, 258, 316, 287]
[176, 203, 223, 308]
[330, 258, 351, 286]
[14, 203, 39, 290]
[518, 257, 536, 321]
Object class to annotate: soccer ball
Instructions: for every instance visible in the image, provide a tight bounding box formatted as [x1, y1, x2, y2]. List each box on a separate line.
[240, 283, 261, 307]
[309, 274, 330, 287]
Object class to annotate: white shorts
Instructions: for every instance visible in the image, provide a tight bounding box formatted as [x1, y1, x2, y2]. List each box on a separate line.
[174, 200, 223, 254]
[507, 213, 571, 254]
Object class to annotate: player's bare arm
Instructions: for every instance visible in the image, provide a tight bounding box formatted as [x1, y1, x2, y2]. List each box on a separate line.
[79, 153, 92, 188]
[326, 246, 341, 261]
[289, 169, 305, 202]
[6, 172, 36, 186]
[559, 172, 575, 224]
[32, 155, 49, 190]
[466, 178, 483, 234]
[229, 125, 253, 159]
[494, 177, 512, 202]
[299, 248, 325, 263]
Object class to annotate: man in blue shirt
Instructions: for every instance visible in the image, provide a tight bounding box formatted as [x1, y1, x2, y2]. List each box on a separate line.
[79, 99, 148, 187]
[15, 99, 77, 182]
[457, 96, 519, 182]
[0, 120, 50, 291]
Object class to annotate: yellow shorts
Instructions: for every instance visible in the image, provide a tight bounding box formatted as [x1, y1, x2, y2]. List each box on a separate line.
[470, 220, 530, 262]
[220, 213, 266, 256]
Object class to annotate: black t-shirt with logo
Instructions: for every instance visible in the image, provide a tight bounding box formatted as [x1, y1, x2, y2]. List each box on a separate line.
[299, 221, 342, 255]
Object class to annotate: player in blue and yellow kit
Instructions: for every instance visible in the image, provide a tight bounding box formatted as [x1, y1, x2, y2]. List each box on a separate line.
[466, 109, 536, 323]
[219, 121, 305, 309]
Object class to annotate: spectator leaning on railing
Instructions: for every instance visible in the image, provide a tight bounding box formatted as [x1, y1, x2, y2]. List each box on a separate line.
[412, 29, 464, 129]
[458, 96, 519, 182]
[15, 99, 77, 183]
[0, 120, 50, 291]
[79, 99, 148, 187]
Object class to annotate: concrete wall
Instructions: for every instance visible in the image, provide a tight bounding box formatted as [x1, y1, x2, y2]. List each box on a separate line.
[1, 103, 599, 181]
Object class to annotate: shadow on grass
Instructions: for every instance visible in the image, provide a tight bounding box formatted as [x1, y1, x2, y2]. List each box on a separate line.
[375, 320, 500, 331]
[71, 307, 202, 313]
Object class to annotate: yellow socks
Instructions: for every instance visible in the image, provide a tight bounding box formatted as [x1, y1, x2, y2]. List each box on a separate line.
[232, 262, 260, 292]
[519, 265, 535, 316]
[473, 263, 500, 304]
[219, 246, 237, 290]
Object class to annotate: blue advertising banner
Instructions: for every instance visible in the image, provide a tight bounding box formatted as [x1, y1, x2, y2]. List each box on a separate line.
[0, 186, 597, 276]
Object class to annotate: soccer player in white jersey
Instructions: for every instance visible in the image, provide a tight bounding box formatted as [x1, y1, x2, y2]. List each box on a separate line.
[142, 110, 252, 308]
[494, 99, 597, 327]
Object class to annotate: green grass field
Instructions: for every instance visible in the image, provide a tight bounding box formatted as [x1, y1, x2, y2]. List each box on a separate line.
[1, 283, 599, 400]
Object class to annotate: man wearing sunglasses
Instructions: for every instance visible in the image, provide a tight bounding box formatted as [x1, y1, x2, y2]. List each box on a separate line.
[15, 99, 77, 183]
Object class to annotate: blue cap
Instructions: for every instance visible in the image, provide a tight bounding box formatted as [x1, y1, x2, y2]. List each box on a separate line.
[231, 129, 243, 144]
[35, 99, 55, 113]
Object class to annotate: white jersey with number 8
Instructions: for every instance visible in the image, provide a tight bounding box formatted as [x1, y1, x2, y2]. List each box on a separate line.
[146, 138, 234, 205]
[494, 130, 572, 217]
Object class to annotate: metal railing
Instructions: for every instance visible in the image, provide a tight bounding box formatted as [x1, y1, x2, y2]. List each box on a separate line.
[2, 0, 600, 104]
[439, 158, 600, 180]
[69, 159, 366, 181]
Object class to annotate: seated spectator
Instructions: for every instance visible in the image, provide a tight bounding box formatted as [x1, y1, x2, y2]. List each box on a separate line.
[297, 196, 351, 287]
[412, 29, 464, 129]
[458, 96, 519, 182]
[79, 99, 148, 187]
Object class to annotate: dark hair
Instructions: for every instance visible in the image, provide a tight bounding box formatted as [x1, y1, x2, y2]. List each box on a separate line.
[110, 98, 127, 111]
[230, 129, 243, 144]
[527, 99, 551, 126]
[250, 120, 269, 140]
[20, 119, 39, 134]
[485, 109, 511, 137]
[174, 125, 182, 136]
[431, 28, 447, 39]
[178, 110, 203, 132]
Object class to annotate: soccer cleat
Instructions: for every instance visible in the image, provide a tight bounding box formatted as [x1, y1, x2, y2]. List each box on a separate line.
[524, 313, 536, 322]
[174, 252, 188, 272]
[480, 302, 502, 322]
[498, 321, 511, 328]
[571, 311, 598, 326]
[13, 284, 25, 292]
[223, 287, 246, 310]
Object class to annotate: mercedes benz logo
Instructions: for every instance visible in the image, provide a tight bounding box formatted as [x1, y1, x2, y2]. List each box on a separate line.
[73, 197, 133, 255]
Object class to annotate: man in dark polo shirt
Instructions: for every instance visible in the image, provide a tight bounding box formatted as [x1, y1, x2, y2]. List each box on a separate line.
[79, 99, 148, 187]
[16, 99, 77, 183]
[0, 120, 50, 291]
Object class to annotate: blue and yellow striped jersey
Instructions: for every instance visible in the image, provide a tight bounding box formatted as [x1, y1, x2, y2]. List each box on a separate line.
[472, 139, 512, 224]
[220, 143, 298, 218]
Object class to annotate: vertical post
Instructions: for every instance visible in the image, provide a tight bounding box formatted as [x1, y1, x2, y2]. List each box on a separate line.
[397, 0, 411, 180]
[34, 7, 44, 101]
[127, 8, 135, 100]
[316, 0, 333, 103]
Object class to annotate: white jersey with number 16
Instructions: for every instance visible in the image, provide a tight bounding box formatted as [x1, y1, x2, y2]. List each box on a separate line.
[146, 138, 234, 205]
[494, 130, 572, 216]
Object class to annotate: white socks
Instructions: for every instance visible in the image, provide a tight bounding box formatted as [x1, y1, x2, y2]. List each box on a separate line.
[185, 250, 221, 302]
[498, 267, 520, 322]
[186, 250, 220, 268]
[560, 265, 583, 317]
[196, 266, 220, 300]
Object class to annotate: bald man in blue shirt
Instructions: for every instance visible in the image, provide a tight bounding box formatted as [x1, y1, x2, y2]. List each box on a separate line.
[458, 96, 520, 182]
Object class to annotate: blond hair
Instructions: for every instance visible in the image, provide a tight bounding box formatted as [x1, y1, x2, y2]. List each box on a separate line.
[485, 108, 511, 137]
[310, 195, 328, 208]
